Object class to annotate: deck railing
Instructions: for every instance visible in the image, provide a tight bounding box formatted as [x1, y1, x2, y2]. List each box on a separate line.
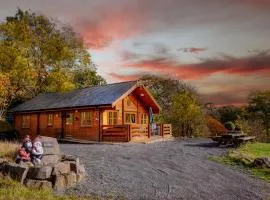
[129, 124, 149, 138]
[101, 125, 130, 142]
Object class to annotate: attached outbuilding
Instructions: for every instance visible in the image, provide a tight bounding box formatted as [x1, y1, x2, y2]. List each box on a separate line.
[10, 81, 172, 142]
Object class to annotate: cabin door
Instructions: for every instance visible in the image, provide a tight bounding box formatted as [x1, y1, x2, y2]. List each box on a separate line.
[62, 111, 74, 138]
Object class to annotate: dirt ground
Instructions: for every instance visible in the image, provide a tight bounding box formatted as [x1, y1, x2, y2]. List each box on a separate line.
[60, 138, 270, 200]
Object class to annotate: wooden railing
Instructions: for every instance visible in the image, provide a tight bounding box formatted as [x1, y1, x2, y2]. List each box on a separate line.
[129, 124, 149, 138]
[158, 124, 172, 136]
[101, 125, 130, 142]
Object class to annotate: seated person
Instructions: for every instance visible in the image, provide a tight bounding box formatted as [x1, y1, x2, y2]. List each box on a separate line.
[15, 147, 30, 164]
[31, 136, 44, 165]
[22, 135, 32, 153]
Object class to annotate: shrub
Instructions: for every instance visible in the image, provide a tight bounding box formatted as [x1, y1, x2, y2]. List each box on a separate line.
[205, 115, 227, 136]
[224, 121, 235, 131]
[0, 141, 20, 161]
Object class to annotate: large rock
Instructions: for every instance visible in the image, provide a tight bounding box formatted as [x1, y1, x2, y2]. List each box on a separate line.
[27, 165, 53, 180]
[52, 162, 70, 175]
[253, 157, 270, 168]
[53, 174, 66, 191]
[42, 155, 61, 165]
[40, 136, 61, 155]
[1, 162, 29, 184]
[65, 172, 77, 187]
[25, 179, 52, 189]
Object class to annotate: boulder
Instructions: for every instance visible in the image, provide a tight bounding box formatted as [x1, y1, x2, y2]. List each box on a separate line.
[25, 179, 52, 189]
[27, 165, 53, 180]
[52, 162, 70, 175]
[2, 162, 29, 184]
[42, 155, 60, 165]
[53, 174, 66, 191]
[65, 172, 77, 187]
[40, 136, 61, 155]
[253, 157, 270, 168]
[76, 172, 85, 183]
[62, 155, 79, 163]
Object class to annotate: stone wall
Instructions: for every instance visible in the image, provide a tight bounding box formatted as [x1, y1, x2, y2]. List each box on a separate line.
[0, 136, 86, 190]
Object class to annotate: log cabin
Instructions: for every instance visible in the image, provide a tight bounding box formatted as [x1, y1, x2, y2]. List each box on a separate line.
[10, 81, 172, 142]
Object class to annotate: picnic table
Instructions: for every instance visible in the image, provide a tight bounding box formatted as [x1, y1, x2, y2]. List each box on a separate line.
[210, 132, 256, 147]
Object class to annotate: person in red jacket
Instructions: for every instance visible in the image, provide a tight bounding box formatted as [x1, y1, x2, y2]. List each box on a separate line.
[15, 147, 30, 164]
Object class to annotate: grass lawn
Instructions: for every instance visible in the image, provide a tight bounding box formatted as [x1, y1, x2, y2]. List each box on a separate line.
[210, 143, 270, 182]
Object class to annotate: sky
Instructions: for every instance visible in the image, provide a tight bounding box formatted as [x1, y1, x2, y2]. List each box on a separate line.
[0, 0, 269, 106]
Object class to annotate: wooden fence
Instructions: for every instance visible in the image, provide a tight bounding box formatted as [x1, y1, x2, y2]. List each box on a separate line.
[158, 124, 172, 136]
[101, 125, 130, 142]
[129, 124, 149, 138]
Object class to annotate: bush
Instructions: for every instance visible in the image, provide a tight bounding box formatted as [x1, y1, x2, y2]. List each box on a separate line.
[205, 115, 227, 136]
[224, 121, 235, 131]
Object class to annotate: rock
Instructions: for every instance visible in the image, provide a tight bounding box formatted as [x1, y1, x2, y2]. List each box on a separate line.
[1, 162, 29, 184]
[76, 173, 85, 183]
[78, 164, 86, 174]
[52, 162, 70, 175]
[42, 155, 60, 165]
[65, 172, 77, 187]
[53, 174, 66, 191]
[62, 155, 79, 163]
[40, 136, 61, 155]
[27, 165, 53, 180]
[253, 157, 270, 168]
[25, 179, 52, 189]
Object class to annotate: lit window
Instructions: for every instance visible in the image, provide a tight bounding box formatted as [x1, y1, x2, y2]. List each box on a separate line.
[66, 113, 73, 125]
[125, 113, 136, 124]
[48, 114, 53, 126]
[22, 115, 30, 128]
[141, 113, 148, 124]
[81, 112, 91, 126]
[108, 111, 118, 125]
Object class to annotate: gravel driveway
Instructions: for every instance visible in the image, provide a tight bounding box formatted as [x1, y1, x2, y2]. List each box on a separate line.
[60, 138, 270, 200]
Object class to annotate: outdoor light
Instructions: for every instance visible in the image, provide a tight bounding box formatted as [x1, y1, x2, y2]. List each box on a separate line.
[140, 93, 144, 97]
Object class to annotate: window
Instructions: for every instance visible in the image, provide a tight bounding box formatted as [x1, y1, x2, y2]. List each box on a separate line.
[108, 111, 118, 125]
[125, 113, 136, 124]
[22, 115, 30, 128]
[47, 114, 53, 126]
[141, 113, 148, 124]
[80, 112, 91, 126]
[66, 113, 73, 125]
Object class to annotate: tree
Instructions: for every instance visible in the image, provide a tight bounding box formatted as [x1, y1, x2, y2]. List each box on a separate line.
[217, 105, 241, 124]
[224, 121, 235, 131]
[248, 90, 270, 137]
[0, 9, 105, 117]
[140, 75, 205, 137]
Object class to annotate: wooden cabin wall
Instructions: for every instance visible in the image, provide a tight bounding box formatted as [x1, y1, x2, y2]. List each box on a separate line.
[14, 114, 38, 139]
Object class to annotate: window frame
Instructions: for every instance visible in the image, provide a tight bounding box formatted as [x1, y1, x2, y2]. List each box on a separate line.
[80, 111, 92, 127]
[47, 113, 54, 126]
[22, 115, 30, 129]
[108, 111, 118, 125]
[141, 113, 148, 124]
[125, 112, 137, 124]
[66, 113, 73, 125]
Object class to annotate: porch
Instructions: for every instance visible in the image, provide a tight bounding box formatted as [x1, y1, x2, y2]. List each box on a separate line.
[101, 123, 172, 142]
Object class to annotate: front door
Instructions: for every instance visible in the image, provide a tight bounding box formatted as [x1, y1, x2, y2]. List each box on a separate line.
[62, 111, 74, 138]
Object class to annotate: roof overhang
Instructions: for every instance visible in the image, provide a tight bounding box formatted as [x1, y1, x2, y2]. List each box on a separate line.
[112, 85, 161, 114]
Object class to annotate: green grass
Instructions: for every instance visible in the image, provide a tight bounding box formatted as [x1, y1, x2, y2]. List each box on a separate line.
[209, 142, 270, 182]
[0, 178, 97, 200]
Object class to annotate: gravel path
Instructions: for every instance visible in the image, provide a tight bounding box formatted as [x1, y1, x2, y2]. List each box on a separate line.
[60, 139, 270, 200]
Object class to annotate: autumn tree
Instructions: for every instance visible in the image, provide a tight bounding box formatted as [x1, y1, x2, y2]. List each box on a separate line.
[0, 9, 105, 117]
[140, 75, 205, 137]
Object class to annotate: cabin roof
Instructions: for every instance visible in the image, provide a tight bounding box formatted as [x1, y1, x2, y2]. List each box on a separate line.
[10, 81, 161, 113]
[10, 81, 137, 113]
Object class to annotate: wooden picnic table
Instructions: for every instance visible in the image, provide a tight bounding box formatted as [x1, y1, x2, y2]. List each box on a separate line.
[210, 132, 255, 147]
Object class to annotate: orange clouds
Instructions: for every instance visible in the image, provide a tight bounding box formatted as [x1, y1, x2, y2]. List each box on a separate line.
[118, 50, 270, 80]
[178, 47, 208, 54]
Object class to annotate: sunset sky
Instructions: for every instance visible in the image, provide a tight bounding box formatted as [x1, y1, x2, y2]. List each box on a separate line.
[0, 0, 269, 105]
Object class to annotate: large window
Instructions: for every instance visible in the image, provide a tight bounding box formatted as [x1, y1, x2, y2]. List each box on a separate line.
[80, 112, 92, 126]
[141, 113, 148, 124]
[125, 113, 136, 124]
[22, 115, 30, 128]
[108, 111, 118, 125]
[47, 113, 53, 126]
[66, 113, 73, 125]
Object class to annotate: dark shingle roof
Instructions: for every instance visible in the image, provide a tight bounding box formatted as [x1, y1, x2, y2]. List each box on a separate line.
[10, 81, 137, 113]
